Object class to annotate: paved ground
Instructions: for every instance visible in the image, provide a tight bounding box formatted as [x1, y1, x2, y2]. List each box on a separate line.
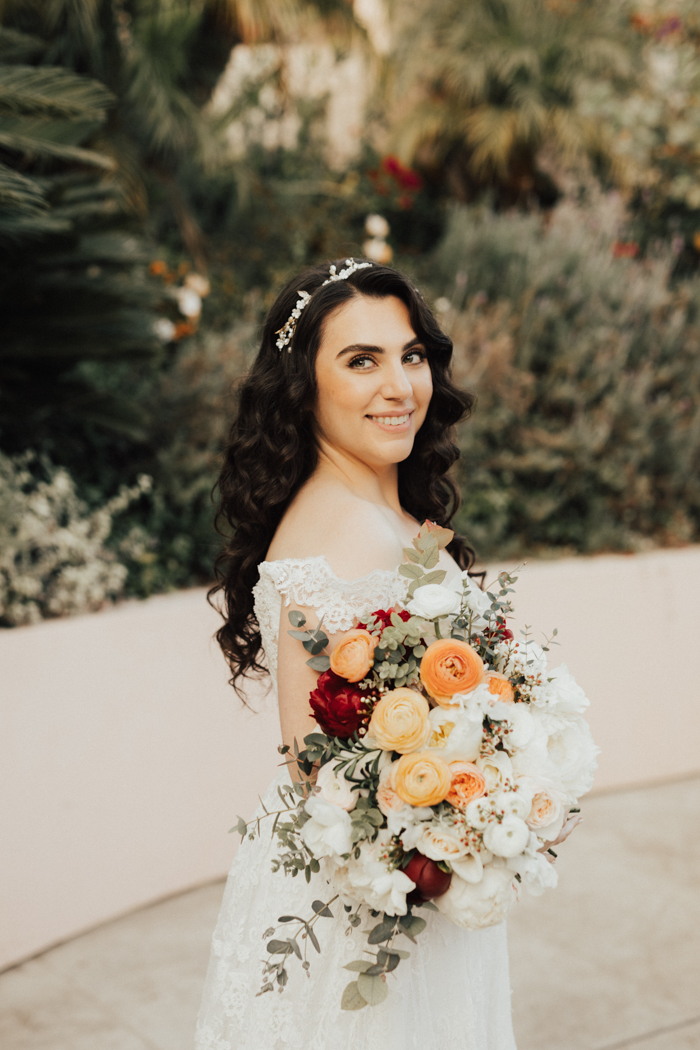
[2, 776, 699, 1050]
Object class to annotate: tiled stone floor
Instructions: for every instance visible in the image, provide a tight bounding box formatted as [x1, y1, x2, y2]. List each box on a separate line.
[2, 777, 699, 1050]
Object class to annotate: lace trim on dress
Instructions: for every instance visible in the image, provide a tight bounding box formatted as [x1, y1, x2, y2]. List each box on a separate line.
[251, 555, 408, 682]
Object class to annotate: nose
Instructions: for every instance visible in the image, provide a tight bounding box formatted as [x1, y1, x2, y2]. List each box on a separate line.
[380, 356, 413, 401]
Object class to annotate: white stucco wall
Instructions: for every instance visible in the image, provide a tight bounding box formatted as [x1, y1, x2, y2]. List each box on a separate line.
[2, 545, 699, 971]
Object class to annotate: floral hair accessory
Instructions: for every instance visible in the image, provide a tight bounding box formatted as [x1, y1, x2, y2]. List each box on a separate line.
[275, 258, 373, 351]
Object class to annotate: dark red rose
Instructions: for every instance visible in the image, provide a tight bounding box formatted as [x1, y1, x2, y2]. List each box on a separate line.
[358, 608, 411, 631]
[403, 852, 452, 904]
[309, 669, 373, 740]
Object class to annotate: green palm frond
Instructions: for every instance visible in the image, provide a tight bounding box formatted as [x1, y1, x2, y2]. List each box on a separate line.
[0, 26, 46, 63]
[0, 64, 112, 120]
[0, 160, 46, 213]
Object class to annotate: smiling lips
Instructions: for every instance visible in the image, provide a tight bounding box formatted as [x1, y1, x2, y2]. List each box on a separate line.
[368, 412, 412, 428]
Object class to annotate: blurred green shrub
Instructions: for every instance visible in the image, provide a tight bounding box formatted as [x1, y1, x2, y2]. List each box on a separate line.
[433, 203, 700, 558]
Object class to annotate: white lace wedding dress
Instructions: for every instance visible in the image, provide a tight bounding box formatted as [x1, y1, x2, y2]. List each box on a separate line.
[195, 557, 517, 1050]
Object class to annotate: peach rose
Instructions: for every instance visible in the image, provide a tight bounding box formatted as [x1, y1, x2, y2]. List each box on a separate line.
[393, 751, 452, 807]
[446, 761, 487, 810]
[368, 688, 431, 754]
[420, 639, 485, 705]
[485, 671, 515, 704]
[330, 629, 378, 682]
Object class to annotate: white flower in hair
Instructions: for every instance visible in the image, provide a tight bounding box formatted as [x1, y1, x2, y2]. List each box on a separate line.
[274, 259, 373, 351]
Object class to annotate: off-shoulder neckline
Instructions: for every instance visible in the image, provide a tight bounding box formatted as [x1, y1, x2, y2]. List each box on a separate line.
[257, 554, 402, 586]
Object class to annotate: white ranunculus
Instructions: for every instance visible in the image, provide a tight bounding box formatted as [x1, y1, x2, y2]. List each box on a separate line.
[493, 787, 531, 821]
[428, 703, 483, 762]
[408, 583, 461, 619]
[483, 815, 530, 858]
[300, 796, 353, 858]
[451, 572, 493, 619]
[509, 712, 550, 780]
[315, 761, 360, 811]
[536, 664, 590, 714]
[333, 832, 415, 916]
[415, 821, 471, 862]
[436, 865, 517, 928]
[476, 749, 514, 793]
[464, 797, 492, 831]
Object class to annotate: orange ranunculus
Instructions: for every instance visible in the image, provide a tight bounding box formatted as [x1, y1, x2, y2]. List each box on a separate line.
[420, 639, 485, 705]
[485, 671, 515, 704]
[330, 629, 378, 682]
[446, 761, 487, 810]
[393, 751, 452, 807]
[368, 688, 431, 754]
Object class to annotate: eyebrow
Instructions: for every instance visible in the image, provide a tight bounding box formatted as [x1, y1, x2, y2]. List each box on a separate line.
[336, 336, 424, 359]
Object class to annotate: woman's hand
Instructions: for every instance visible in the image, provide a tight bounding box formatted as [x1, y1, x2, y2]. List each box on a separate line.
[538, 812, 583, 863]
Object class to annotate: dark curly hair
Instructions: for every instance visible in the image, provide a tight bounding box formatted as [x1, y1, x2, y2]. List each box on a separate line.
[210, 259, 478, 695]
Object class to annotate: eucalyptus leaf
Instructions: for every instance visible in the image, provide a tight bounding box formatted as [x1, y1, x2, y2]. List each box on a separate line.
[343, 960, 374, 973]
[312, 900, 334, 917]
[303, 637, 327, 655]
[288, 610, 307, 627]
[306, 655, 330, 672]
[288, 629, 311, 641]
[422, 569, 447, 585]
[266, 939, 290, 954]
[423, 545, 440, 569]
[399, 562, 423, 580]
[307, 927, 321, 953]
[358, 972, 389, 1005]
[368, 919, 396, 944]
[341, 980, 369, 1011]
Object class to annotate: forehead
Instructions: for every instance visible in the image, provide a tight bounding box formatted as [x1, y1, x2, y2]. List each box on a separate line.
[318, 294, 417, 354]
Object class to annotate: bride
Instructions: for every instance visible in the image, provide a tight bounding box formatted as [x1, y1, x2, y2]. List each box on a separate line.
[195, 259, 518, 1049]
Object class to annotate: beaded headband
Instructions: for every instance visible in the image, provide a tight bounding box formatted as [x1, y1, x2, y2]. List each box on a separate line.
[275, 258, 373, 351]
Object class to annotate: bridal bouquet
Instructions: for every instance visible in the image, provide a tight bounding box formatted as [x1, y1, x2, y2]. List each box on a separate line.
[237, 522, 598, 1010]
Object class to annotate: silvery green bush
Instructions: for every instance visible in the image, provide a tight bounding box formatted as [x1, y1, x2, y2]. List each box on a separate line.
[0, 453, 151, 627]
[433, 201, 700, 558]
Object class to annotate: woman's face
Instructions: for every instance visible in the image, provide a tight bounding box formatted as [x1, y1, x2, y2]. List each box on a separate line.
[313, 294, 433, 470]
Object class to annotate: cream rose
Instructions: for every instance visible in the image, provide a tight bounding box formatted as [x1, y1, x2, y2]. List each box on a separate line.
[521, 776, 566, 839]
[415, 822, 471, 862]
[368, 688, 431, 754]
[315, 761, 360, 811]
[428, 705, 483, 762]
[476, 750, 514, 793]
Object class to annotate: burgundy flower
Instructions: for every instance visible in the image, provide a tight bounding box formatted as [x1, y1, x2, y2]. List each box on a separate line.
[403, 852, 452, 904]
[358, 608, 411, 631]
[309, 669, 373, 740]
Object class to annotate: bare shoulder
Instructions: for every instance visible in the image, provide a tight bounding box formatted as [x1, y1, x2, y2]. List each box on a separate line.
[266, 479, 405, 579]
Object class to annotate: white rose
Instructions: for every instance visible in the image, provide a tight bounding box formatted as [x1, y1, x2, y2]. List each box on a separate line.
[408, 583, 461, 619]
[452, 572, 492, 619]
[333, 832, 415, 916]
[476, 750, 514, 792]
[510, 710, 550, 779]
[300, 796, 353, 858]
[536, 664, 589, 713]
[428, 704, 483, 762]
[483, 815, 530, 858]
[436, 865, 517, 929]
[315, 761, 360, 811]
[415, 821, 471, 862]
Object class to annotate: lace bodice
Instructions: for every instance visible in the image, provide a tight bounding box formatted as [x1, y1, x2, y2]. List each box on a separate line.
[252, 555, 409, 684]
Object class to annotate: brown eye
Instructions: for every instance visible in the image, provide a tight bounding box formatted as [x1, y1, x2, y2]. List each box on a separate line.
[349, 355, 375, 369]
[404, 349, 426, 364]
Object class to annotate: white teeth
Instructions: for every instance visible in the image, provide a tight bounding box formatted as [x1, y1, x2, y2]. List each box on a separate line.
[372, 414, 409, 426]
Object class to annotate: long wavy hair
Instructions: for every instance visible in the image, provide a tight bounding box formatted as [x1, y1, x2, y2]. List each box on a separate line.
[210, 259, 477, 695]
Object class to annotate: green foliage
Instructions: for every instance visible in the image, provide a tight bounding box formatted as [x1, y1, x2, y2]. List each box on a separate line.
[389, 0, 636, 207]
[433, 203, 700, 558]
